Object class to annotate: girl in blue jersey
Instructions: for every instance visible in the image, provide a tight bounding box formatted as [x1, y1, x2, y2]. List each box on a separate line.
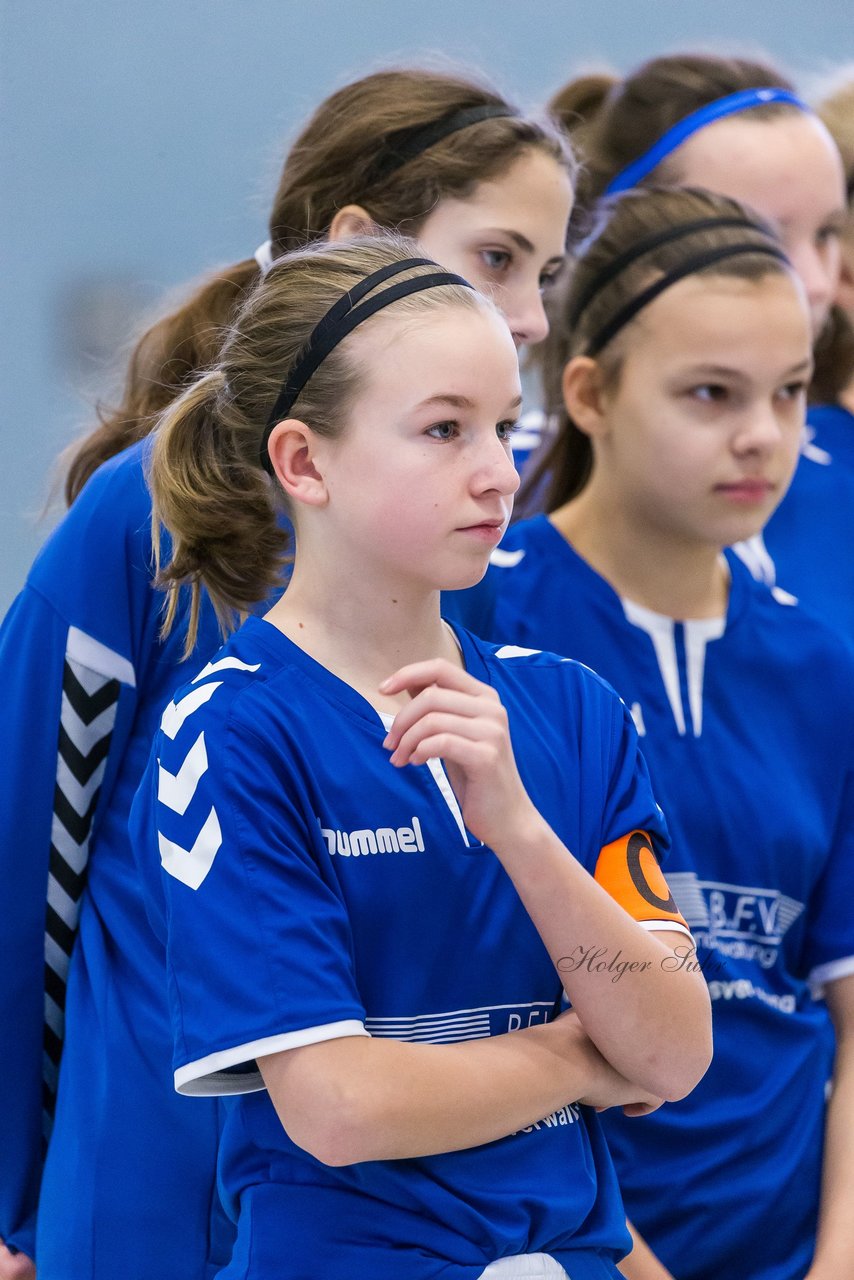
[130, 236, 711, 1280]
[486, 188, 854, 1280]
[532, 52, 854, 637]
[0, 70, 574, 1280]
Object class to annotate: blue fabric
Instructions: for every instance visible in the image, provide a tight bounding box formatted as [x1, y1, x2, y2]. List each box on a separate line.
[130, 617, 672, 1279]
[758, 403, 854, 636]
[0, 441, 234, 1277]
[471, 515, 854, 1280]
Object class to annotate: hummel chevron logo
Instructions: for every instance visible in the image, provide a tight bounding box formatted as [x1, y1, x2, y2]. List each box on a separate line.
[158, 807, 223, 890]
[161, 682, 221, 739]
[158, 733, 208, 815]
[191, 656, 261, 683]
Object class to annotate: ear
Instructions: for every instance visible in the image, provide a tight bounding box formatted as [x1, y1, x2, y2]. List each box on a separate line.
[561, 356, 611, 438]
[328, 204, 379, 243]
[265, 419, 329, 507]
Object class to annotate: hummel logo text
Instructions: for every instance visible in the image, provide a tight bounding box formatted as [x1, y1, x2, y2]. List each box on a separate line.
[320, 817, 425, 857]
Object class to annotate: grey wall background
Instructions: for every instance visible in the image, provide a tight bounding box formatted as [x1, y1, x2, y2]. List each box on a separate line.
[1, 0, 848, 613]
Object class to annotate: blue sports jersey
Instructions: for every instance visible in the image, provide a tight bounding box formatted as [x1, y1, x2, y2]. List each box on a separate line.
[480, 515, 854, 1280]
[737, 404, 854, 637]
[130, 616, 684, 1280]
[0, 441, 234, 1276]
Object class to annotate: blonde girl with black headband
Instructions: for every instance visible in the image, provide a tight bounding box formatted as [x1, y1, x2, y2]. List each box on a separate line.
[130, 233, 710, 1280]
[0, 70, 572, 1280]
[485, 187, 854, 1280]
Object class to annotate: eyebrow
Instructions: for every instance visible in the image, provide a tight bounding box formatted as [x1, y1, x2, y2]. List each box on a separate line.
[415, 393, 524, 411]
[487, 228, 565, 267]
[682, 359, 813, 378]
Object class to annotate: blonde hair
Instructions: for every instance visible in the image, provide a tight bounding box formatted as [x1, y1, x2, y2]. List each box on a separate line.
[150, 237, 482, 652]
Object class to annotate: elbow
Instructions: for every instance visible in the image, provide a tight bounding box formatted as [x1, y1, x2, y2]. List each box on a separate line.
[272, 1078, 378, 1168]
[656, 1006, 714, 1102]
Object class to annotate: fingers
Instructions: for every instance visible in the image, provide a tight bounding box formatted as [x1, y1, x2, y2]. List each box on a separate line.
[382, 671, 506, 769]
[379, 658, 495, 702]
[386, 706, 507, 768]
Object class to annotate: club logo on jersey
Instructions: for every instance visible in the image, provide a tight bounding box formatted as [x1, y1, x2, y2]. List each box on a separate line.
[594, 830, 689, 932]
[665, 873, 804, 968]
[319, 816, 425, 857]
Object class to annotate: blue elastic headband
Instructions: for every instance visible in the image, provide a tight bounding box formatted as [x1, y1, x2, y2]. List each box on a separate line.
[604, 87, 810, 195]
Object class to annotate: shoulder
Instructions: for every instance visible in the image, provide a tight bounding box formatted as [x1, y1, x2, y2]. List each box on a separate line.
[28, 440, 154, 606]
[155, 620, 318, 776]
[463, 628, 625, 717]
[730, 550, 854, 684]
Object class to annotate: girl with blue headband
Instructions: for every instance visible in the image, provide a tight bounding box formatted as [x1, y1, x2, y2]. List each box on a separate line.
[541, 52, 854, 641]
[0, 68, 573, 1280]
[480, 186, 854, 1280]
[129, 235, 711, 1280]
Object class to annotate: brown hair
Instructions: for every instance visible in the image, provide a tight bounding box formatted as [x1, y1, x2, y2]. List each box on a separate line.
[64, 69, 572, 505]
[525, 187, 794, 513]
[150, 237, 482, 652]
[812, 71, 854, 403]
[548, 53, 797, 240]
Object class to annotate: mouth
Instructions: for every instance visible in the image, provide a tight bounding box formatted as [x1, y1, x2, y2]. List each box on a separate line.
[715, 480, 776, 503]
[456, 519, 507, 543]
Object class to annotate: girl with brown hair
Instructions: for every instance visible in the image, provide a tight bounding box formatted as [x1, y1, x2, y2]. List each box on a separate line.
[482, 187, 854, 1280]
[533, 51, 854, 639]
[130, 232, 710, 1280]
[0, 69, 573, 1280]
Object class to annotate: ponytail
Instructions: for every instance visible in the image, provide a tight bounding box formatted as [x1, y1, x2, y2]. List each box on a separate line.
[150, 369, 289, 656]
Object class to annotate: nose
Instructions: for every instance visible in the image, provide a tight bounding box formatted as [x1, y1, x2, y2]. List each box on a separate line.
[733, 402, 790, 457]
[506, 282, 550, 349]
[472, 433, 521, 498]
[786, 236, 840, 333]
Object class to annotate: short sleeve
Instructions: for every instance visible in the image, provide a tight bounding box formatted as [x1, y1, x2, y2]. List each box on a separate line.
[130, 688, 368, 1096]
[593, 684, 688, 934]
[803, 765, 854, 993]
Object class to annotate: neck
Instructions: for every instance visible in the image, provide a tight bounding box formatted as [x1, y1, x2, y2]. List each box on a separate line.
[550, 485, 729, 620]
[264, 549, 460, 713]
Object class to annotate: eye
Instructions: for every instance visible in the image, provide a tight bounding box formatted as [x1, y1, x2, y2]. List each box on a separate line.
[480, 248, 513, 274]
[690, 384, 729, 404]
[538, 268, 563, 295]
[816, 223, 842, 247]
[496, 419, 519, 442]
[426, 421, 459, 441]
[777, 380, 808, 402]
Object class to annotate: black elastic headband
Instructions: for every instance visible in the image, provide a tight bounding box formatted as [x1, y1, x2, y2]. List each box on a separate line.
[569, 216, 769, 330]
[585, 241, 789, 357]
[370, 105, 515, 183]
[260, 257, 473, 470]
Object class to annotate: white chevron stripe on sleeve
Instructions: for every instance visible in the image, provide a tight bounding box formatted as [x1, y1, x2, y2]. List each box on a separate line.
[47, 875, 77, 928]
[66, 626, 136, 686]
[55, 756, 109, 817]
[158, 807, 223, 889]
[494, 644, 541, 659]
[191, 656, 261, 683]
[161, 682, 222, 739]
[58, 693, 120, 751]
[158, 733, 209, 815]
[50, 819, 91, 875]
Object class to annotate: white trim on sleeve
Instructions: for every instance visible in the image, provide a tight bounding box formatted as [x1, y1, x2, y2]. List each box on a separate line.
[640, 920, 694, 940]
[809, 955, 854, 999]
[174, 1019, 369, 1096]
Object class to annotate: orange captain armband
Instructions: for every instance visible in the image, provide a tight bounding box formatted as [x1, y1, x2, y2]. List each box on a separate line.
[594, 830, 690, 935]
